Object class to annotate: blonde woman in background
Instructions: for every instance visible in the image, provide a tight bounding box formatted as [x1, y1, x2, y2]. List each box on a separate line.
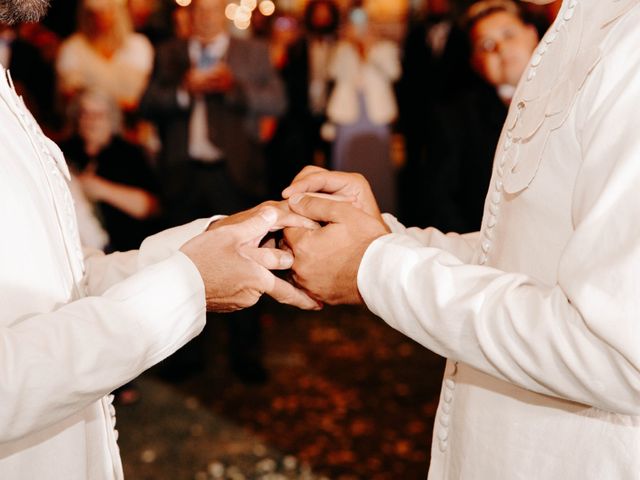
[56, 0, 154, 111]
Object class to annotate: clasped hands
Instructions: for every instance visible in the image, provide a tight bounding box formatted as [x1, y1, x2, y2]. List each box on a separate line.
[180, 167, 390, 313]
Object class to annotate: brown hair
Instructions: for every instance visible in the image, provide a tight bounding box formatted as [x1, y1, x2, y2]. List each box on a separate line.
[462, 0, 523, 33]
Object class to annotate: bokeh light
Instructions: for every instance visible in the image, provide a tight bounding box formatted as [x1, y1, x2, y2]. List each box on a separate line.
[258, 0, 275, 16]
[233, 16, 251, 29]
[224, 2, 238, 20]
[240, 0, 257, 11]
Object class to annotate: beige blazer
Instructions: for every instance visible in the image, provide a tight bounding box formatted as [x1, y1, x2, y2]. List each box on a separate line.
[326, 39, 400, 126]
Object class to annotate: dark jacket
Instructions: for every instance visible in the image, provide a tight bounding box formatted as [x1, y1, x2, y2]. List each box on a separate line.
[140, 35, 286, 198]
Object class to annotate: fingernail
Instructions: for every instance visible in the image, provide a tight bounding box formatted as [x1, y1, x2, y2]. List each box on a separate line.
[280, 252, 294, 269]
[290, 193, 304, 205]
[260, 207, 278, 224]
[282, 187, 291, 198]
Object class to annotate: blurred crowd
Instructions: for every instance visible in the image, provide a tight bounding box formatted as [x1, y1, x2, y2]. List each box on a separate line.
[0, 0, 561, 396]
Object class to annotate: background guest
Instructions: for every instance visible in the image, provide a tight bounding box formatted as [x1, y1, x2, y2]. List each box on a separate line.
[61, 89, 161, 254]
[397, 0, 473, 226]
[264, 0, 341, 198]
[325, 7, 400, 214]
[426, 0, 539, 233]
[140, 0, 286, 384]
[56, 0, 154, 112]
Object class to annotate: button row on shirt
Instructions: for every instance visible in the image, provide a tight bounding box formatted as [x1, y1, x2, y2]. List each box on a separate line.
[526, 0, 577, 82]
[13, 84, 85, 276]
[437, 376, 456, 453]
[106, 394, 120, 442]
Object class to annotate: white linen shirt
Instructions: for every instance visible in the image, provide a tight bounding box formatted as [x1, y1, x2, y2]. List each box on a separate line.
[359, 0, 640, 478]
[0, 66, 207, 479]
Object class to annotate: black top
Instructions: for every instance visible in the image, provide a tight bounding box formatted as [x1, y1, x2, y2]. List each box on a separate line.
[61, 135, 160, 252]
[426, 77, 508, 233]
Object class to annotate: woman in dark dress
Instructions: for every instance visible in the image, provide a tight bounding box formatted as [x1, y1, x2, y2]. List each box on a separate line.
[61, 89, 160, 254]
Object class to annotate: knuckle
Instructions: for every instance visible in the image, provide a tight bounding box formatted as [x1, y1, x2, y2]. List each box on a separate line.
[353, 172, 367, 184]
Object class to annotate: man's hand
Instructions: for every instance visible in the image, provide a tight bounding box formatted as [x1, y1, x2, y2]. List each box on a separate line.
[180, 206, 321, 312]
[283, 194, 389, 305]
[184, 63, 235, 95]
[282, 166, 385, 221]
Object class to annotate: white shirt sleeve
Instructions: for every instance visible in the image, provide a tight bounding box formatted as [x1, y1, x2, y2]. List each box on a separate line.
[82, 217, 215, 295]
[383, 213, 480, 263]
[0, 218, 219, 443]
[0, 252, 206, 443]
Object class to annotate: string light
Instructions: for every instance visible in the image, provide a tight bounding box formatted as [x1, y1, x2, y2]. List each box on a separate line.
[175, 0, 191, 6]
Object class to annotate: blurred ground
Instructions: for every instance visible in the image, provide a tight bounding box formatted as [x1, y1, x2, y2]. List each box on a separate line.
[117, 304, 445, 479]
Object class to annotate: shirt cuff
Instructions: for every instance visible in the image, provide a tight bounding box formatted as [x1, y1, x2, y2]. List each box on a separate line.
[138, 217, 224, 269]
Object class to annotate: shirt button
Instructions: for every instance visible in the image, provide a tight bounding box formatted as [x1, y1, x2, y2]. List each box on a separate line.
[437, 428, 449, 442]
[484, 227, 494, 240]
[531, 53, 542, 67]
[481, 240, 491, 254]
[439, 414, 450, 427]
[487, 215, 497, 228]
[445, 379, 456, 390]
[564, 6, 575, 20]
[444, 389, 454, 403]
[114, 429, 119, 441]
[491, 191, 501, 205]
[438, 439, 448, 453]
[442, 402, 451, 414]
[495, 179, 503, 192]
